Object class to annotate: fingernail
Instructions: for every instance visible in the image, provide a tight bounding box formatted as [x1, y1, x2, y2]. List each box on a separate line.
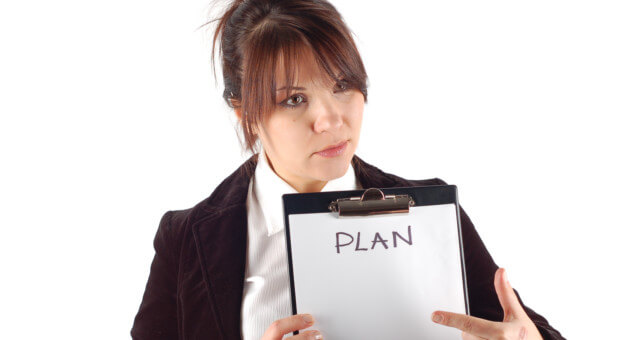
[431, 312, 443, 323]
[313, 331, 323, 339]
[302, 314, 314, 324]
[503, 269, 509, 285]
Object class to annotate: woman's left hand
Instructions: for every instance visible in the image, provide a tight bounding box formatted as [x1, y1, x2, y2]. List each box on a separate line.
[431, 268, 543, 339]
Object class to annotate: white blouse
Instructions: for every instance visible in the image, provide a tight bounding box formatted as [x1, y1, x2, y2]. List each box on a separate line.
[240, 149, 361, 339]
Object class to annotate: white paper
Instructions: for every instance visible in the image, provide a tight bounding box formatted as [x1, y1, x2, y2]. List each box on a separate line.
[287, 203, 466, 339]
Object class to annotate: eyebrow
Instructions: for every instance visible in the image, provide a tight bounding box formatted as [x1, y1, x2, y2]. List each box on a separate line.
[276, 86, 306, 92]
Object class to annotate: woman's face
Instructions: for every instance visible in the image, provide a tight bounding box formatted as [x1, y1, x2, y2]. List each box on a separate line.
[251, 55, 364, 193]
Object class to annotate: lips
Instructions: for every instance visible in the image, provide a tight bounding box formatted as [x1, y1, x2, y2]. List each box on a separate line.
[315, 140, 349, 158]
[318, 140, 347, 152]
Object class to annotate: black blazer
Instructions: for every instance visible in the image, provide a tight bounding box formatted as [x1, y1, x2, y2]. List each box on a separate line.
[131, 154, 565, 339]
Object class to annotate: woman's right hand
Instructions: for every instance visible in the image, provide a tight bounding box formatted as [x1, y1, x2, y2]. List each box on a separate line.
[260, 314, 323, 340]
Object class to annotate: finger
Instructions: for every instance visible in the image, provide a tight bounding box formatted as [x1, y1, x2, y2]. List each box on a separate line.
[494, 268, 526, 321]
[461, 331, 485, 340]
[285, 329, 323, 340]
[431, 311, 500, 339]
[262, 314, 315, 340]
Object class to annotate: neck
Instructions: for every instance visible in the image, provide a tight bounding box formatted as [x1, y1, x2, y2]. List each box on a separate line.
[288, 178, 328, 193]
[264, 153, 328, 193]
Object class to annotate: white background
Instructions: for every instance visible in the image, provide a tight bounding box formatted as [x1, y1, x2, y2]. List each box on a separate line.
[0, 0, 616, 339]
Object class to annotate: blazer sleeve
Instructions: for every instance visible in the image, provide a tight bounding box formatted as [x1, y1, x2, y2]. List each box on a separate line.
[131, 210, 180, 340]
[434, 178, 565, 340]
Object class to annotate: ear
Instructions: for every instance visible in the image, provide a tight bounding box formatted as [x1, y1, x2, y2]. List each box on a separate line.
[234, 107, 242, 121]
[230, 99, 242, 121]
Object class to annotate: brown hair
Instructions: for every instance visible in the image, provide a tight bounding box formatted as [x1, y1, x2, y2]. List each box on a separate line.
[205, 0, 369, 154]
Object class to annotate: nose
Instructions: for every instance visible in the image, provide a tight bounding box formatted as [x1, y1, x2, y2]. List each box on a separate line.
[312, 95, 343, 134]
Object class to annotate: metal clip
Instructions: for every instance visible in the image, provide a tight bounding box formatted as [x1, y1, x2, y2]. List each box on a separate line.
[328, 188, 415, 216]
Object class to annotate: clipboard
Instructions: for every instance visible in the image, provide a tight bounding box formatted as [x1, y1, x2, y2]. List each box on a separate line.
[282, 185, 469, 339]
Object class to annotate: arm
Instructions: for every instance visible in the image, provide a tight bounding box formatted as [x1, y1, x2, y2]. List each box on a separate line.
[131, 211, 180, 340]
[435, 178, 565, 339]
[459, 206, 565, 339]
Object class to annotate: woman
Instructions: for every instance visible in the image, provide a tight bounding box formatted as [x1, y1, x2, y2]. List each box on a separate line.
[131, 0, 565, 339]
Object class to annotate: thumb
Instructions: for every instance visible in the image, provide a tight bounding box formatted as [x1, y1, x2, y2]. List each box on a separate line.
[494, 268, 525, 322]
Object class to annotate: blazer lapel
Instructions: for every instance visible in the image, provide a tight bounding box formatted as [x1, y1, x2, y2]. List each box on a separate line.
[192, 204, 248, 339]
[190, 154, 411, 339]
[190, 155, 258, 339]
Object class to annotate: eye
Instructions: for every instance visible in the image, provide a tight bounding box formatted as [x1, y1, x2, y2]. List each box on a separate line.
[334, 80, 349, 93]
[280, 94, 306, 108]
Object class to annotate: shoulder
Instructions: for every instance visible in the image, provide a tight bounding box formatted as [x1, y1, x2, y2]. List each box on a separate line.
[352, 154, 448, 189]
[153, 154, 257, 242]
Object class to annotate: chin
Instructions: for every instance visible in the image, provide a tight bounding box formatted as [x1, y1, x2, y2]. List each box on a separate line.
[313, 154, 352, 181]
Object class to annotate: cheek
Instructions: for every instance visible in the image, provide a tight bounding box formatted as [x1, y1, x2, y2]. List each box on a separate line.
[345, 93, 365, 130]
[264, 115, 309, 155]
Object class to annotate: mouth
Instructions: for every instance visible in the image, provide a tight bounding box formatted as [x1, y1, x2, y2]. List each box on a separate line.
[314, 140, 349, 158]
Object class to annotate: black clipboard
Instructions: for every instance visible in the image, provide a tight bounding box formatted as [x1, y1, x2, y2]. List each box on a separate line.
[283, 185, 469, 339]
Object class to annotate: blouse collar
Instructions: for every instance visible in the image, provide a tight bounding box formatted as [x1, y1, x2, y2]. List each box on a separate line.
[253, 148, 361, 236]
